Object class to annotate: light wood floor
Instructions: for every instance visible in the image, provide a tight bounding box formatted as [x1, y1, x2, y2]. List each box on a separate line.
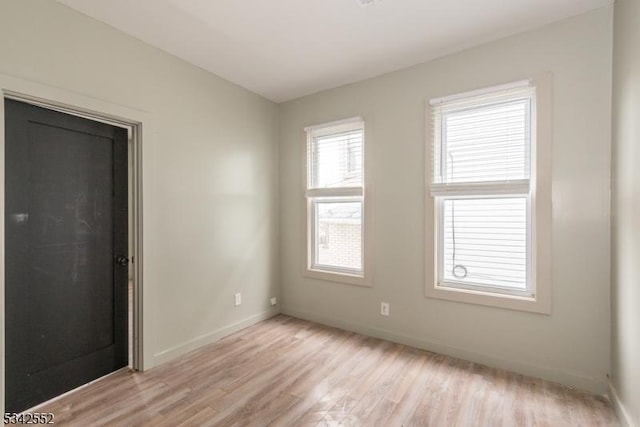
[36, 315, 618, 426]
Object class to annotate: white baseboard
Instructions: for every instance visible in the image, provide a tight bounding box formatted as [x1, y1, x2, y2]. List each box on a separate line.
[153, 309, 279, 366]
[609, 382, 636, 427]
[282, 307, 607, 395]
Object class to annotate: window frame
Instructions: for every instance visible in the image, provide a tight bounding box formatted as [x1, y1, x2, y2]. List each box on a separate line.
[303, 117, 371, 287]
[425, 75, 552, 314]
[436, 92, 533, 297]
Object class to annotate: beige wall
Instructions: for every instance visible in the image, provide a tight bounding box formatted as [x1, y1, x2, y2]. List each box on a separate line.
[279, 8, 613, 393]
[0, 0, 279, 393]
[611, 0, 640, 424]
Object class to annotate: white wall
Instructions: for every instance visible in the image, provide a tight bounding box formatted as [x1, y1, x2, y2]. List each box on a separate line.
[0, 0, 279, 384]
[279, 8, 613, 393]
[611, 0, 640, 424]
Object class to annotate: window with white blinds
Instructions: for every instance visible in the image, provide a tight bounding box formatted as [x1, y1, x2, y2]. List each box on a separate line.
[430, 81, 534, 296]
[305, 118, 365, 281]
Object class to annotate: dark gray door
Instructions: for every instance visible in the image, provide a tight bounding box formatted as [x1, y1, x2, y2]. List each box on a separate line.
[4, 99, 129, 412]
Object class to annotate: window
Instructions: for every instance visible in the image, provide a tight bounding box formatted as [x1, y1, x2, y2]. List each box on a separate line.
[305, 117, 368, 285]
[426, 77, 551, 313]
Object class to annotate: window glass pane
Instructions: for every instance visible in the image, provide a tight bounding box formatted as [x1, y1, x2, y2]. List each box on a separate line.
[314, 201, 362, 271]
[443, 99, 529, 183]
[310, 129, 362, 188]
[442, 197, 527, 290]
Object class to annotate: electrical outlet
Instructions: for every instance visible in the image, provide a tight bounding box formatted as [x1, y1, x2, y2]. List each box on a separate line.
[381, 302, 389, 316]
[270, 297, 277, 306]
[234, 293, 242, 306]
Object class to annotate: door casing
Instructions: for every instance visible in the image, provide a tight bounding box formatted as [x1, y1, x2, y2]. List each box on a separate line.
[0, 74, 148, 414]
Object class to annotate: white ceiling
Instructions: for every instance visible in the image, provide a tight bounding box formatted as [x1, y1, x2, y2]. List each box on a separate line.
[56, 0, 611, 102]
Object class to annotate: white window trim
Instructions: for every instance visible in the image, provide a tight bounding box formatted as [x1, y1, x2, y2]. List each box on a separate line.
[302, 117, 372, 287]
[425, 74, 552, 314]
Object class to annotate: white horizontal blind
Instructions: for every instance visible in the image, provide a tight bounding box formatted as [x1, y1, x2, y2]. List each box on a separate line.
[432, 84, 533, 190]
[308, 128, 363, 190]
[431, 83, 533, 293]
[442, 197, 527, 289]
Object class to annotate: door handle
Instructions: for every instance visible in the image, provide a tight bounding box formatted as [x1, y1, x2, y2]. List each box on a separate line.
[116, 256, 130, 266]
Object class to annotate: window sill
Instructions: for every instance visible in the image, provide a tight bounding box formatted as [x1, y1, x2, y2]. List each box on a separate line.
[425, 282, 550, 314]
[305, 268, 370, 287]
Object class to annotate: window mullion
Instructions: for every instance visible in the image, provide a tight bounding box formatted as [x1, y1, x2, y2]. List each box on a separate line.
[431, 179, 530, 198]
[306, 187, 363, 198]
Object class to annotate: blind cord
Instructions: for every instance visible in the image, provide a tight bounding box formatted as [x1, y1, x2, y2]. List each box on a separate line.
[449, 153, 468, 279]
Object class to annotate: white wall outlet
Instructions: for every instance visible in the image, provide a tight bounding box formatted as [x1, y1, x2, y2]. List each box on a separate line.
[381, 302, 390, 316]
[234, 293, 242, 306]
[270, 297, 277, 306]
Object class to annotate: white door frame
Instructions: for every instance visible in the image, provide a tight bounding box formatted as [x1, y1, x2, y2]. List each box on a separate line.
[0, 73, 153, 414]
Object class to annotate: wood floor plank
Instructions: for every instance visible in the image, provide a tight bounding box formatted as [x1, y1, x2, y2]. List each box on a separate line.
[269, 333, 372, 426]
[349, 345, 413, 422]
[384, 352, 441, 425]
[29, 315, 618, 426]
